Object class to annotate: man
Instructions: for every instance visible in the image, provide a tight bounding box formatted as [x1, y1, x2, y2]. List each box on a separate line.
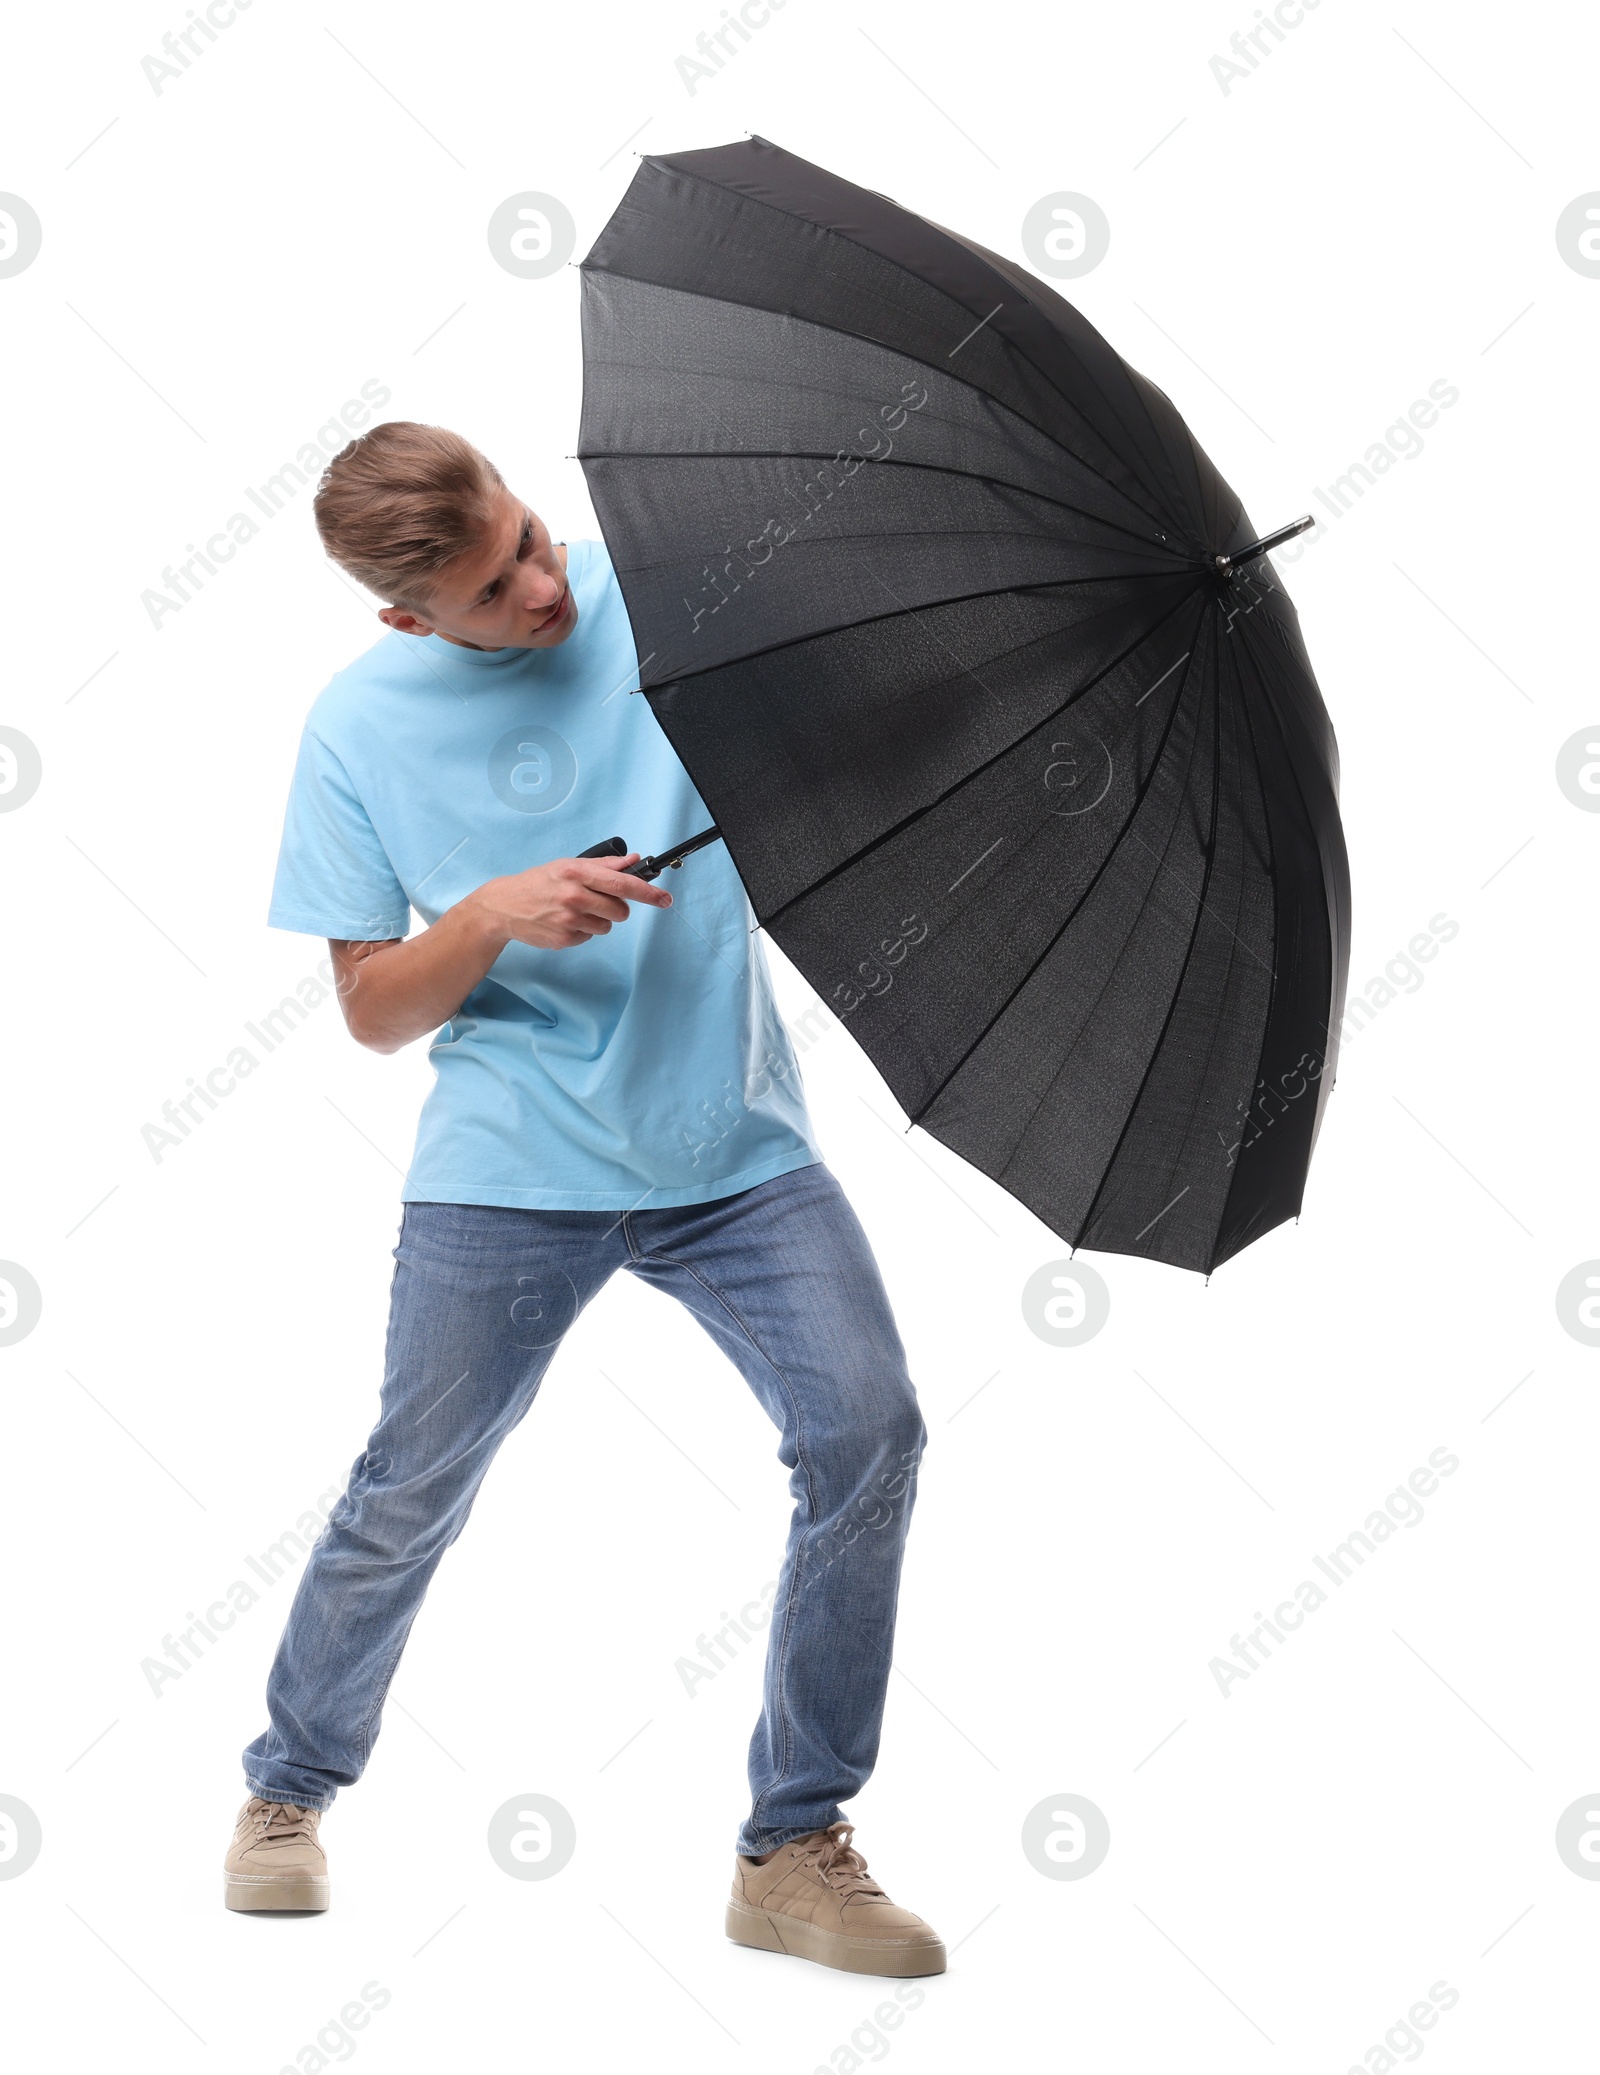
[225, 421, 944, 1977]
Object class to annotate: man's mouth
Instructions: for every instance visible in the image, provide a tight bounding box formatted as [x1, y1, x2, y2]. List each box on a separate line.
[532, 589, 569, 632]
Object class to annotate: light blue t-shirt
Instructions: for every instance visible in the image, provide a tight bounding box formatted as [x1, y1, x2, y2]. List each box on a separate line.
[269, 539, 820, 1209]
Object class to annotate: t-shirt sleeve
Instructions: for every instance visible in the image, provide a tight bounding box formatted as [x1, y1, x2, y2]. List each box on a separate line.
[267, 726, 411, 940]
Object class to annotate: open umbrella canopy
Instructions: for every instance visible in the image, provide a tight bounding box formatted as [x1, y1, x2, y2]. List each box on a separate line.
[578, 136, 1351, 1274]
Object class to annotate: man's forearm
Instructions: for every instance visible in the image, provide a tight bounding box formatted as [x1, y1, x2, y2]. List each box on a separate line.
[332, 890, 508, 1055]
[329, 852, 672, 1053]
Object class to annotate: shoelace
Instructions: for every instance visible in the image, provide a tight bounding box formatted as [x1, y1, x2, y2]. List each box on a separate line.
[791, 1822, 886, 1899]
[251, 1800, 316, 1846]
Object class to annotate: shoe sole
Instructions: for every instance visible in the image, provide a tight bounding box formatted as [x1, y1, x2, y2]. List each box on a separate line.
[224, 1876, 330, 1913]
[725, 1897, 946, 1976]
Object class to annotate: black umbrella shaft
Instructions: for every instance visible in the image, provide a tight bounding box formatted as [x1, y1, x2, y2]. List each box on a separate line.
[577, 826, 724, 881]
[1215, 514, 1315, 573]
[628, 825, 723, 880]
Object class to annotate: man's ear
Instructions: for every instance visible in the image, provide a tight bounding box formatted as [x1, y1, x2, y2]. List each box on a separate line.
[378, 604, 436, 637]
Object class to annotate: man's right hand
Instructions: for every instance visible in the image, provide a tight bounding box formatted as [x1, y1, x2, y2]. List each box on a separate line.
[468, 852, 674, 951]
[330, 853, 675, 1054]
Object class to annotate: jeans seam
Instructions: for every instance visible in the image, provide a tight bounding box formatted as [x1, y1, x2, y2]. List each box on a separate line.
[631, 1242, 818, 1829]
[353, 1613, 417, 1772]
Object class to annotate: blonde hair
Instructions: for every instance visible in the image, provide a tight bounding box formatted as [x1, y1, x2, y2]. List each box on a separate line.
[313, 421, 505, 608]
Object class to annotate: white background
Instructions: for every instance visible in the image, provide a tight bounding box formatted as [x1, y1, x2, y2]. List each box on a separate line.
[1, 0, 1595, 2069]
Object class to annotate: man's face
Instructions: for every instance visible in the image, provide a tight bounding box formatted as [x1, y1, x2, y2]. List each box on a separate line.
[378, 489, 578, 651]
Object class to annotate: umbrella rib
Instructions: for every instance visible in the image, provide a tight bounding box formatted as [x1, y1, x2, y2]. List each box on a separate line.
[1117, 362, 1219, 549]
[960, 624, 1219, 1184]
[1207, 629, 1290, 1269]
[632, 546, 1183, 614]
[1070, 610, 1230, 1255]
[759, 582, 1207, 927]
[644, 566, 1190, 700]
[1207, 610, 1349, 1267]
[930, 236, 1216, 538]
[582, 448, 1192, 564]
[898, 599, 1210, 1126]
[581, 265, 753, 455]
[584, 252, 1196, 543]
[1106, 649, 1282, 1240]
[583, 290, 1188, 545]
[933, 234, 1214, 539]
[1230, 607, 1341, 943]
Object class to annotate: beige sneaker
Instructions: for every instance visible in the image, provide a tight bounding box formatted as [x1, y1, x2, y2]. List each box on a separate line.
[223, 1797, 330, 1913]
[727, 1822, 945, 1976]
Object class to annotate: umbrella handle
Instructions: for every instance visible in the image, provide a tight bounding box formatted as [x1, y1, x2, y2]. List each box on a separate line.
[576, 827, 724, 883]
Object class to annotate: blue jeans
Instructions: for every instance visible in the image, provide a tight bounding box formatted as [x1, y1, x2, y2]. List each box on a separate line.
[243, 1164, 927, 1854]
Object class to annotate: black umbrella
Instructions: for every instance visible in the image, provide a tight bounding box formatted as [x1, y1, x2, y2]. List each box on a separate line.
[577, 137, 1351, 1275]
